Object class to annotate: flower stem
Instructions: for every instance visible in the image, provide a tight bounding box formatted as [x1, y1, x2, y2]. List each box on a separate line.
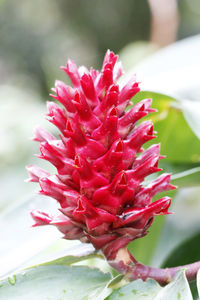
[108, 247, 200, 285]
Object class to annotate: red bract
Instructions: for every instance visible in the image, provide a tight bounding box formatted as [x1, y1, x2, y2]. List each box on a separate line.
[27, 50, 175, 260]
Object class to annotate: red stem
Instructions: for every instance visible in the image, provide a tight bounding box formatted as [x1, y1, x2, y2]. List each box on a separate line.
[108, 248, 200, 285]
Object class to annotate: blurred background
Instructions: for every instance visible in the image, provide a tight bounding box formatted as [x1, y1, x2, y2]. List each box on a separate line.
[0, 0, 200, 286]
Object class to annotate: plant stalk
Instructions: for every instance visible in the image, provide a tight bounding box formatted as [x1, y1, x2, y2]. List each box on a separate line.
[108, 247, 200, 285]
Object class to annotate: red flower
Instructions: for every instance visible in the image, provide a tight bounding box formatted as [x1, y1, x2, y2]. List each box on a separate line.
[27, 50, 175, 260]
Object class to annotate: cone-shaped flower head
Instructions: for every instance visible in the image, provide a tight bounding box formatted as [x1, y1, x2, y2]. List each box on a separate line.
[27, 50, 175, 260]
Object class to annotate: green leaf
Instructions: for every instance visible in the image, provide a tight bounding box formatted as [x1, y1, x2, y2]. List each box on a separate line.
[170, 166, 200, 188]
[161, 232, 200, 268]
[189, 280, 198, 300]
[151, 185, 200, 269]
[155, 270, 193, 300]
[161, 232, 200, 300]
[132, 91, 200, 164]
[156, 161, 200, 188]
[107, 278, 161, 300]
[128, 214, 169, 265]
[128, 188, 176, 265]
[0, 265, 111, 300]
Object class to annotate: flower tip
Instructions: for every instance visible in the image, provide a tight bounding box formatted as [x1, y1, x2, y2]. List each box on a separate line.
[150, 108, 158, 113]
[115, 139, 124, 152]
[24, 178, 31, 183]
[30, 210, 52, 226]
[66, 120, 73, 132]
[170, 184, 177, 190]
[60, 66, 67, 72]
[119, 172, 127, 185]
[49, 93, 57, 100]
[51, 86, 56, 92]
[166, 211, 173, 215]
[159, 155, 166, 160]
[74, 155, 81, 168]
[109, 106, 118, 117]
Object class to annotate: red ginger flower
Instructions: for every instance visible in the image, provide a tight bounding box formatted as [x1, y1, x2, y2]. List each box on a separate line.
[27, 50, 175, 260]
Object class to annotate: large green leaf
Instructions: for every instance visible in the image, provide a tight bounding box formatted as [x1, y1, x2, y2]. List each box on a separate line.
[107, 278, 161, 300]
[132, 91, 200, 164]
[0, 265, 111, 300]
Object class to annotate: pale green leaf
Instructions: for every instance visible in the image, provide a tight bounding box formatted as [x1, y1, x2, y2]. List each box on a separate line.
[0, 265, 111, 300]
[171, 167, 200, 188]
[155, 270, 193, 300]
[107, 278, 161, 300]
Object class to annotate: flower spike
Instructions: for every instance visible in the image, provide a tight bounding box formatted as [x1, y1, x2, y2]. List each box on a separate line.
[28, 50, 174, 261]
